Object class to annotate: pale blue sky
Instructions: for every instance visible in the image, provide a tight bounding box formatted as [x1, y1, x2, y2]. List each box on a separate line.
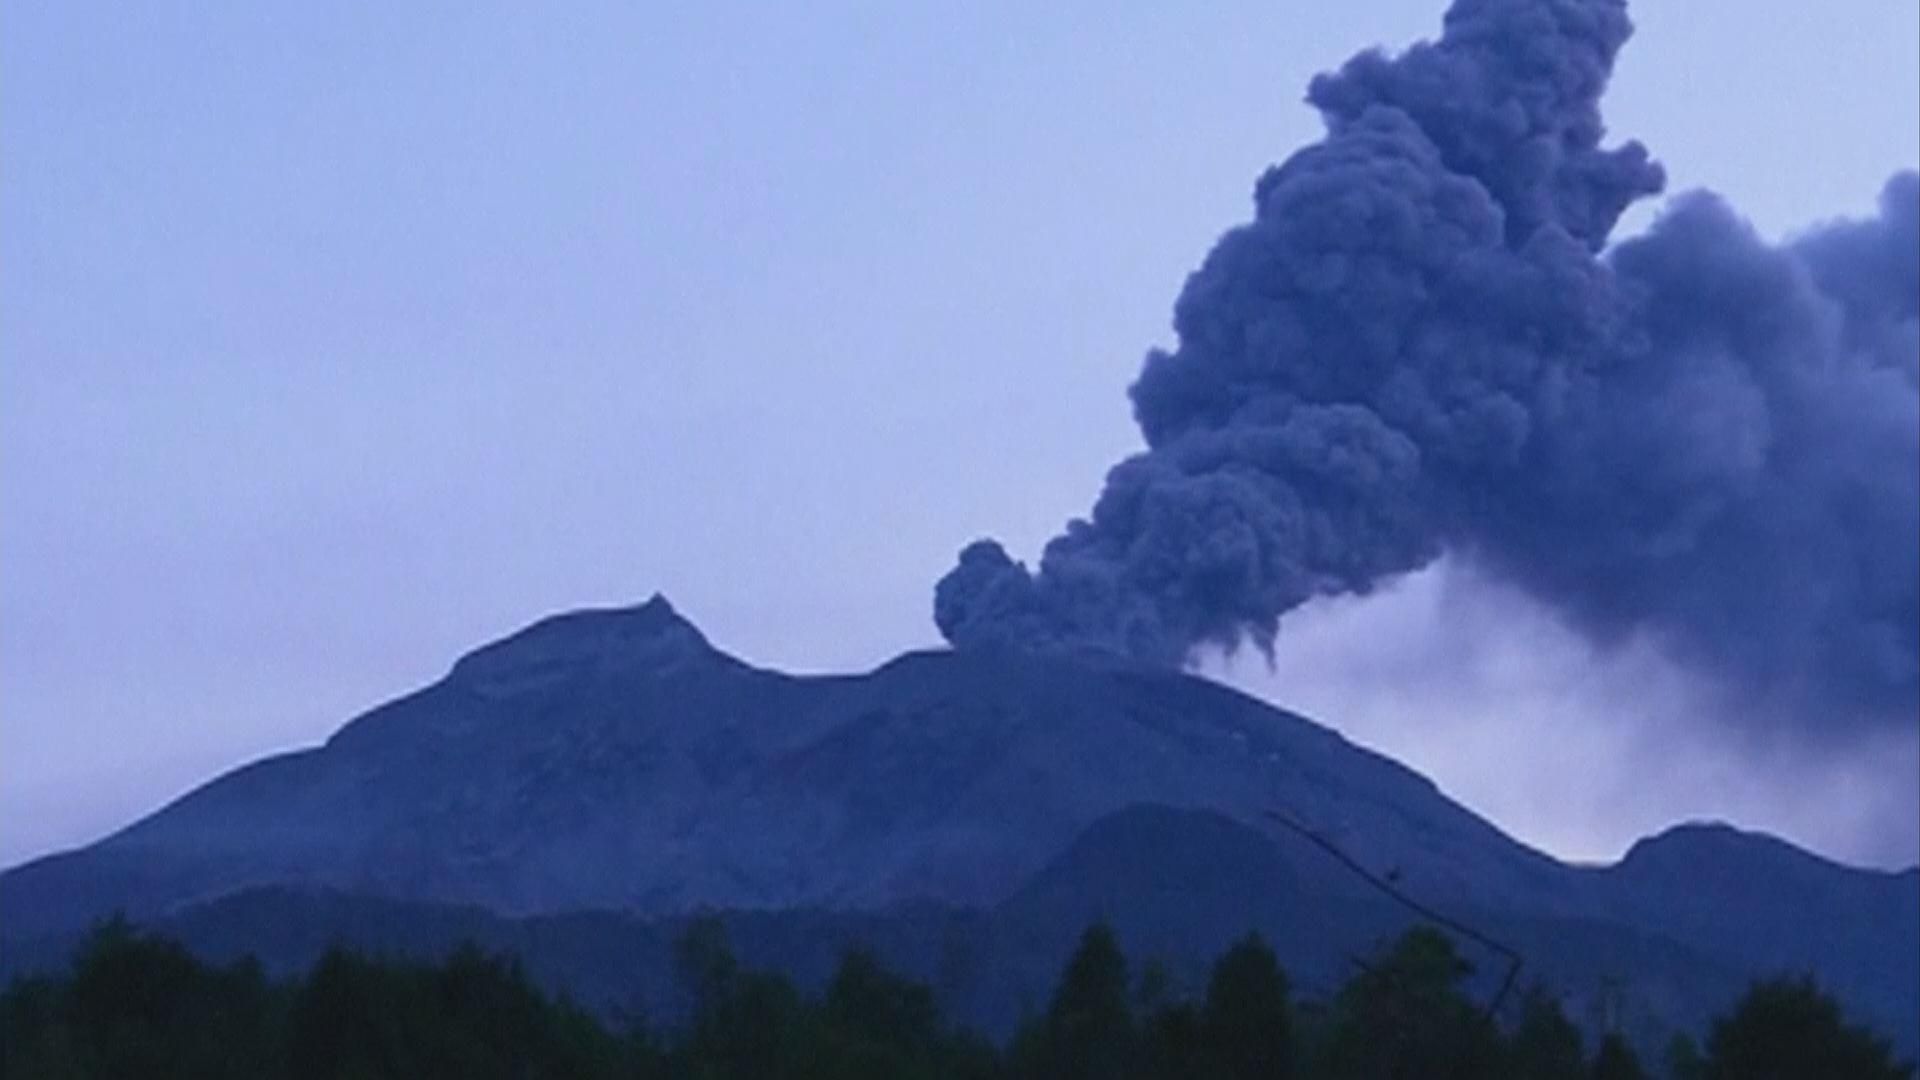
[4, 2, 1916, 869]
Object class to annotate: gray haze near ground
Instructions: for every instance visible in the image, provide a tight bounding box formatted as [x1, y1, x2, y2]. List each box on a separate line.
[3, 2, 1916, 870]
[1207, 558, 1920, 866]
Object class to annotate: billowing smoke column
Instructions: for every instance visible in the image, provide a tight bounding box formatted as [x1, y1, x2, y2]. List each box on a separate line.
[935, 0, 1920, 728]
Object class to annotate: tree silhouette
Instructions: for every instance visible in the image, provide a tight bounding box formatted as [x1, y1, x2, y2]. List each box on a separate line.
[65, 918, 280, 1080]
[1702, 976, 1912, 1080]
[1589, 1032, 1648, 1080]
[1016, 923, 1135, 1080]
[819, 946, 950, 1079]
[1507, 988, 1585, 1080]
[287, 942, 622, 1080]
[1199, 932, 1295, 1079]
[1663, 1032, 1707, 1080]
[1138, 998, 1203, 1080]
[672, 915, 739, 1017]
[4, 917, 1913, 1080]
[1317, 926, 1502, 1080]
[669, 919, 818, 1079]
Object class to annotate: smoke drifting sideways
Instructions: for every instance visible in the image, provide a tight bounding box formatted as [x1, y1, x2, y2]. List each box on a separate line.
[934, 0, 1920, 734]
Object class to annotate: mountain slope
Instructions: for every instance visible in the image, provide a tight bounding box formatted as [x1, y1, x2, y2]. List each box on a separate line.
[3, 806, 1901, 1055]
[0, 596, 1571, 934]
[1, 598, 1911, 1051]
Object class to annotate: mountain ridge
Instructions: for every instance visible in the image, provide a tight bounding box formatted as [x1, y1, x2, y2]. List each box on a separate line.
[2, 598, 1911, 1052]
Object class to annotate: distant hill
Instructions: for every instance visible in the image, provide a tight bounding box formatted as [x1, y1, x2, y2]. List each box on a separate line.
[3, 598, 1913, 1053]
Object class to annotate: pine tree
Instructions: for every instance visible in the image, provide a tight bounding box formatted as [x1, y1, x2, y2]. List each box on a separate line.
[1508, 988, 1585, 1080]
[1702, 976, 1912, 1080]
[1199, 932, 1294, 1080]
[1026, 923, 1135, 1080]
[1319, 926, 1502, 1080]
[1590, 1032, 1648, 1080]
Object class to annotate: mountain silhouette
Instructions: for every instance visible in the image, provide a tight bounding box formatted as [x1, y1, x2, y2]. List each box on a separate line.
[3, 598, 1912, 1052]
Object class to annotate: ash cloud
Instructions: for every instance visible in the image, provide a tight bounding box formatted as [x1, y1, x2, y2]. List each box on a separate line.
[935, 0, 1919, 730]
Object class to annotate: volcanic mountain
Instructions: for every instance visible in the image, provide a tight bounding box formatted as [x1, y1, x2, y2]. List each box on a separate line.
[3, 598, 1913, 1051]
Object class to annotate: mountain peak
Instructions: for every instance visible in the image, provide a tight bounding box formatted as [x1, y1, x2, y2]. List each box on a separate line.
[448, 594, 723, 696]
[1617, 819, 1858, 880]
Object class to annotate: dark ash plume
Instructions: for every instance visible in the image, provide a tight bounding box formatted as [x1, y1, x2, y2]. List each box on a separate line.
[934, 0, 1919, 728]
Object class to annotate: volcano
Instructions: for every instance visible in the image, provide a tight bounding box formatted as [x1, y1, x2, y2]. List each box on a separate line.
[3, 598, 1913, 1051]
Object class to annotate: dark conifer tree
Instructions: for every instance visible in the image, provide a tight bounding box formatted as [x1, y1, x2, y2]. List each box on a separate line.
[1199, 932, 1295, 1080]
[1318, 926, 1502, 1080]
[1508, 988, 1585, 1080]
[1022, 923, 1135, 1080]
[1590, 1032, 1648, 1080]
[1702, 976, 1912, 1080]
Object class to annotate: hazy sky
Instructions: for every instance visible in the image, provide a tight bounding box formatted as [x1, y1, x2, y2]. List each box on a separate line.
[4, 2, 1916, 871]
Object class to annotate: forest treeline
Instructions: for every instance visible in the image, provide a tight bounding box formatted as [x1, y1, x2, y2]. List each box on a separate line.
[0, 917, 1908, 1080]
